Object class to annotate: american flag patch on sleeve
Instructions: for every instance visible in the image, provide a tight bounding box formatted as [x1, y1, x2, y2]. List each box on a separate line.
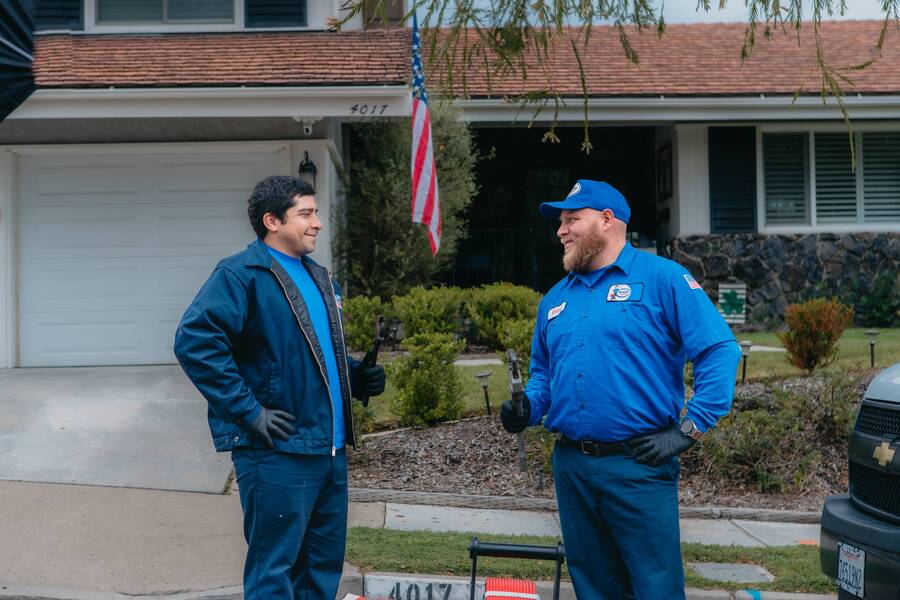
[683, 274, 703, 290]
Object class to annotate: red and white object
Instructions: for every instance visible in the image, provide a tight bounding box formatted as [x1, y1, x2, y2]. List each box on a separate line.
[484, 577, 540, 599]
[409, 11, 442, 255]
[340, 595, 365, 600]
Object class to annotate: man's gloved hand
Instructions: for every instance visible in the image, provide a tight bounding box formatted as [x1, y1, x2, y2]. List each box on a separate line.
[500, 395, 531, 433]
[354, 364, 386, 398]
[250, 407, 296, 449]
[626, 425, 696, 466]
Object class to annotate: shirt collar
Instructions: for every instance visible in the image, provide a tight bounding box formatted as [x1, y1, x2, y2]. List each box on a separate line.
[265, 243, 304, 266]
[570, 242, 637, 288]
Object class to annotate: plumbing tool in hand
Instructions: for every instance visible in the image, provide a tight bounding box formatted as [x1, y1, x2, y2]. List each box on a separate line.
[359, 316, 386, 408]
[507, 349, 528, 472]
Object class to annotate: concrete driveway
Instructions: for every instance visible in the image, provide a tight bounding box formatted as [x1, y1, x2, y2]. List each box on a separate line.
[0, 366, 232, 493]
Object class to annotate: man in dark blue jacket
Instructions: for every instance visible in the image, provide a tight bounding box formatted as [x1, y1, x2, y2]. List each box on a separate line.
[174, 175, 385, 600]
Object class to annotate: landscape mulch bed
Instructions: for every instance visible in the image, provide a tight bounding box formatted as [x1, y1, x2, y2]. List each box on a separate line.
[348, 375, 873, 512]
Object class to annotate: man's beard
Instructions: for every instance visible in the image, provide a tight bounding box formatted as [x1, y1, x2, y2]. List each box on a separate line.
[562, 228, 608, 273]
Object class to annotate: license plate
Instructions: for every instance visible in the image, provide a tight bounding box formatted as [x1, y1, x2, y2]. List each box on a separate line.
[838, 542, 866, 598]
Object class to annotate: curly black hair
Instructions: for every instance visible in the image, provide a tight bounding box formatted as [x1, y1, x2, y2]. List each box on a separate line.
[247, 176, 316, 239]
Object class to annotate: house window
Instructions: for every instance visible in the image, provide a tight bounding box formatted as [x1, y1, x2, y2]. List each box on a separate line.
[763, 133, 809, 225]
[762, 130, 900, 227]
[97, 0, 234, 23]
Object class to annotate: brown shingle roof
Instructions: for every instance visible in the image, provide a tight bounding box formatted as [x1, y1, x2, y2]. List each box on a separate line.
[433, 20, 900, 97]
[33, 30, 410, 88]
[32, 21, 900, 96]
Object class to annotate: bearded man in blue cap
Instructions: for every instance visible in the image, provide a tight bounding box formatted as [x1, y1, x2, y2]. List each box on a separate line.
[500, 180, 741, 600]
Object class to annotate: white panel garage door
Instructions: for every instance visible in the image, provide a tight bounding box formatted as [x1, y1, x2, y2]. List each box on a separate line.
[18, 146, 287, 367]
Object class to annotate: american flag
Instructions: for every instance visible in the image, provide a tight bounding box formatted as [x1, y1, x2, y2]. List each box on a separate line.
[410, 12, 441, 255]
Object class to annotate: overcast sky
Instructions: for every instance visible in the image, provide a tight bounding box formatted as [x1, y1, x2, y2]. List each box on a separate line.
[660, 0, 888, 23]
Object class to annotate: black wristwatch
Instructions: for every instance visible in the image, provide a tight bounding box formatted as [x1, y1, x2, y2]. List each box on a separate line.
[679, 418, 703, 441]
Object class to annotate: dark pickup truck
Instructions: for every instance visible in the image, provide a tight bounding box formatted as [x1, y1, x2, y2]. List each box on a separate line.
[821, 362, 900, 600]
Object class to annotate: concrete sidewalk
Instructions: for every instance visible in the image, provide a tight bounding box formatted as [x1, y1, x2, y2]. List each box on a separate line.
[0, 480, 830, 599]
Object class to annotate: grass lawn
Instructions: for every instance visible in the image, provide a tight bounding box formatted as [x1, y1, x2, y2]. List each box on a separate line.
[737, 327, 900, 380]
[364, 328, 899, 429]
[346, 528, 837, 594]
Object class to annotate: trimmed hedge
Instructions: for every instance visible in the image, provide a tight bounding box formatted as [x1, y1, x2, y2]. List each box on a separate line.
[342, 283, 540, 352]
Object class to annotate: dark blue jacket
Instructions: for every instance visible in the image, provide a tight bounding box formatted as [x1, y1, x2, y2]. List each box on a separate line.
[174, 239, 360, 453]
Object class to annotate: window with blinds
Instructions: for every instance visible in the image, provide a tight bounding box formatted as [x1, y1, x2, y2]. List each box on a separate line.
[815, 133, 858, 223]
[863, 132, 900, 222]
[763, 133, 809, 225]
[763, 130, 900, 226]
[97, 0, 233, 22]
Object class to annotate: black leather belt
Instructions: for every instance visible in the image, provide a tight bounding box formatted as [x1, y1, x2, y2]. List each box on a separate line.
[560, 436, 630, 457]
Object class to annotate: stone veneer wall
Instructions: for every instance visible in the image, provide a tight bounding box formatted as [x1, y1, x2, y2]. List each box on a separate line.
[669, 233, 900, 323]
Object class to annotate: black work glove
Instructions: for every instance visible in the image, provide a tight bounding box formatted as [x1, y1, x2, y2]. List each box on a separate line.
[249, 407, 296, 449]
[354, 364, 386, 398]
[626, 424, 696, 466]
[500, 395, 531, 433]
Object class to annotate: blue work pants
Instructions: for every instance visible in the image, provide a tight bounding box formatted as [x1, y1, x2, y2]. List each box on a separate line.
[232, 448, 348, 600]
[552, 441, 684, 600]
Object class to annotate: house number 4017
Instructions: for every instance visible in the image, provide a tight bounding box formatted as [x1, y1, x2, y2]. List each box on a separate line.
[388, 581, 453, 600]
[349, 103, 390, 115]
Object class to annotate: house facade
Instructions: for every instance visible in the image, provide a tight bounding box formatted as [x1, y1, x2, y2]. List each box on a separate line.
[0, 4, 897, 368]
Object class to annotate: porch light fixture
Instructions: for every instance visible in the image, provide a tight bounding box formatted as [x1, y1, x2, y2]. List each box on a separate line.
[297, 151, 317, 189]
[866, 329, 880, 368]
[474, 370, 493, 415]
[739, 340, 753, 384]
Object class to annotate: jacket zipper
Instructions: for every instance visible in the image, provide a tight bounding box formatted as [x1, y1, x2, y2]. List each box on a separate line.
[326, 271, 358, 449]
[270, 268, 336, 455]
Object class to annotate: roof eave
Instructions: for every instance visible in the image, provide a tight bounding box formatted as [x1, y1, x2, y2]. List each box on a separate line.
[8, 85, 412, 119]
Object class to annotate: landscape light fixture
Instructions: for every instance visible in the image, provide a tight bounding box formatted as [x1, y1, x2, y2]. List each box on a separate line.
[739, 340, 753, 384]
[866, 329, 880, 368]
[474, 370, 493, 415]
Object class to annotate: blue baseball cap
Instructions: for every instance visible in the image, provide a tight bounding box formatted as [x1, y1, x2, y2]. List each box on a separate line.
[538, 179, 631, 224]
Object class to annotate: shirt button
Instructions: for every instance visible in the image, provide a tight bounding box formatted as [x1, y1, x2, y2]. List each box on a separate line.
[588, 289, 594, 293]
[233, 435, 240, 442]
[577, 373, 582, 378]
[578, 342, 584, 347]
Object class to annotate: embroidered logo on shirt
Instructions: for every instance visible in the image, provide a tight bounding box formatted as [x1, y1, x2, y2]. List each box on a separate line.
[547, 301, 567, 320]
[683, 274, 703, 290]
[607, 284, 632, 301]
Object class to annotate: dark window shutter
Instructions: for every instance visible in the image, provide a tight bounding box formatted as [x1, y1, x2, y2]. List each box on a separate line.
[363, 0, 404, 28]
[34, 0, 83, 30]
[708, 127, 757, 233]
[245, 0, 306, 27]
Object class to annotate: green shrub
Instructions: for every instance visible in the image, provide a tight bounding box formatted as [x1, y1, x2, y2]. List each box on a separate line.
[693, 373, 862, 494]
[392, 286, 467, 338]
[858, 274, 900, 327]
[351, 402, 379, 435]
[467, 283, 541, 349]
[498, 318, 535, 377]
[387, 333, 465, 426]
[779, 298, 853, 373]
[342, 295, 394, 352]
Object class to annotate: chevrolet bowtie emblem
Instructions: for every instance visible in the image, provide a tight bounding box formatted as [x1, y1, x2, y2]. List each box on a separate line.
[874, 441, 896, 468]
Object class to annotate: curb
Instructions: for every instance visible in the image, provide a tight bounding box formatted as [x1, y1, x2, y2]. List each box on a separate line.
[348, 488, 821, 523]
[0, 581, 836, 600]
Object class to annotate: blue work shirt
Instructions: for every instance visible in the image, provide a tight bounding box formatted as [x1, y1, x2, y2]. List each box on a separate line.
[525, 242, 741, 442]
[266, 245, 345, 449]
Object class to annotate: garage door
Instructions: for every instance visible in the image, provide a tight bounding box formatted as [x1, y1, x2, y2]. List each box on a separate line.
[18, 147, 288, 367]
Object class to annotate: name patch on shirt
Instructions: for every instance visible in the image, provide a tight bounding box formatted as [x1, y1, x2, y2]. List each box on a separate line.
[547, 301, 567, 320]
[606, 283, 644, 302]
[683, 274, 703, 290]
